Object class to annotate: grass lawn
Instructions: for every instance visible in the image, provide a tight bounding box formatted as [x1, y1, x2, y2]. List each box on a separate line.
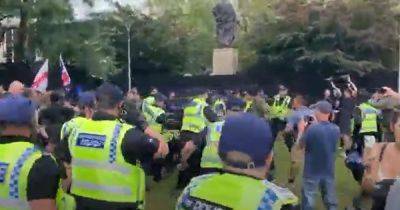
[146, 141, 369, 210]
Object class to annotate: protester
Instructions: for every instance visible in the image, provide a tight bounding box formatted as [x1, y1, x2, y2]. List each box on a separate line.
[362, 110, 400, 209]
[284, 94, 313, 186]
[294, 100, 340, 210]
[176, 113, 299, 210]
[39, 90, 75, 126]
[126, 87, 142, 110]
[7, 80, 25, 95]
[337, 88, 357, 151]
[369, 88, 400, 142]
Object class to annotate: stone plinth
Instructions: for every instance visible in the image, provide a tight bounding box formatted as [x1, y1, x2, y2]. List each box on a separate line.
[212, 48, 238, 75]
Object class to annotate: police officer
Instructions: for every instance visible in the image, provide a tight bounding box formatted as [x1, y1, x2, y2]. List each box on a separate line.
[0, 95, 60, 210]
[177, 88, 218, 189]
[177, 113, 299, 210]
[142, 93, 169, 182]
[346, 100, 380, 183]
[59, 83, 168, 210]
[354, 101, 380, 145]
[142, 93, 167, 134]
[200, 97, 245, 174]
[211, 94, 227, 120]
[77, 91, 96, 119]
[244, 88, 269, 119]
[270, 85, 292, 139]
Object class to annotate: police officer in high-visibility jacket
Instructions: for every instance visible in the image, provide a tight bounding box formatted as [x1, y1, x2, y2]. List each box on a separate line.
[143, 93, 167, 134]
[353, 101, 380, 154]
[0, 95, 60, 210]
[212, 96, 227, 120]
[177, 113, 299, 210]
[200, 97, 246, 174]
[178, 88, 218, 189]
[270, 85, 292, 139]
[59, 83, 169, 210]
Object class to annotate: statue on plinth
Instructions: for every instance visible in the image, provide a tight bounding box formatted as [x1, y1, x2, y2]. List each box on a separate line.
[212, 0, 238, 48]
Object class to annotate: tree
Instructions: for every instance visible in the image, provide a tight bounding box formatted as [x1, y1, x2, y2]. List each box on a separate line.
[243, 0, 399, 78]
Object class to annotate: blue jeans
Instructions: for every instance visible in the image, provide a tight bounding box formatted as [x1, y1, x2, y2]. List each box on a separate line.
[301, 177, 337, 210]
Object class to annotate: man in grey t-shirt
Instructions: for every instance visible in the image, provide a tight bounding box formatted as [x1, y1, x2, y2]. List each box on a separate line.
[284, 95, 314, 185]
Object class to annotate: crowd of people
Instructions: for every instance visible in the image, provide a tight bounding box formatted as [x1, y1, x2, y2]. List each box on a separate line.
[0, 78, 400, 210]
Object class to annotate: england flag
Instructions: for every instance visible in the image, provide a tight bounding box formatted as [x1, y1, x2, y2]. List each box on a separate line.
[31, 59, 49, 92]
[60, 54, 71, 87]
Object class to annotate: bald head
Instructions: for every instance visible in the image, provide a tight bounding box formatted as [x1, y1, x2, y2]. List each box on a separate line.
[8, 81, 25, 95]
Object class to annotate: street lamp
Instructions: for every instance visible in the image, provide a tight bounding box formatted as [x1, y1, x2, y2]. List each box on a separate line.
[125, 23, 132, 91]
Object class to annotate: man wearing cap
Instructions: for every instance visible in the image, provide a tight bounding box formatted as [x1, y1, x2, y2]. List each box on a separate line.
[294, 101, 340, 210]
[177, 113, 299, 210]
[59, 83, 168, 210]
[0, 95, 60, 210]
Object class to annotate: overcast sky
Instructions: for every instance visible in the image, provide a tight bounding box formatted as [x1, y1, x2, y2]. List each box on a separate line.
[70, 0, 146, 19]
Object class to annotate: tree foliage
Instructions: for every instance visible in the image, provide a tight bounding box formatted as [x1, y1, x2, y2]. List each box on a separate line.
[1, 0, 399, 82]
[242, 0, 400, 79]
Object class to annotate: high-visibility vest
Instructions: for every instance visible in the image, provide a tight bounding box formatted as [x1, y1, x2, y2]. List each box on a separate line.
[244, 100, 253, 112]
[270, 95, 291, 119]
[143, 104, 165, 133]
[62, 117, 145, 208]
[142, 96, 155, 108]
[56, 187, 76, 210]
[359, 103, 378, 133]
[141, 96, 155, 117]
[181, 98, 208, 133]
[201, 121, 224, 169]
[0, 141, 43, 210]
[212, 99, 227, 118]
[176, 173, 298, 210]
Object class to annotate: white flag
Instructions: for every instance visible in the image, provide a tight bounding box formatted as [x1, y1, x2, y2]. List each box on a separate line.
[31, 59, 49, 92]
[60, 54, 71, 87]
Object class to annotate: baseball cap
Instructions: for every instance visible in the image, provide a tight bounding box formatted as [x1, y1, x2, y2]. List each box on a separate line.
[0, 95, 37, 124]
[311, 100, 333, 114]
[219, 113, 274, 168]
[78, 91, 96, 107]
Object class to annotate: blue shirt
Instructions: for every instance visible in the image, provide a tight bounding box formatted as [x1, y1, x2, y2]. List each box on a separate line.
[302, 121, 340, 178]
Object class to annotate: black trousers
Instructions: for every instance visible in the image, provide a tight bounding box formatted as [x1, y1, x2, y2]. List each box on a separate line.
[176, 130, 206, 189]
